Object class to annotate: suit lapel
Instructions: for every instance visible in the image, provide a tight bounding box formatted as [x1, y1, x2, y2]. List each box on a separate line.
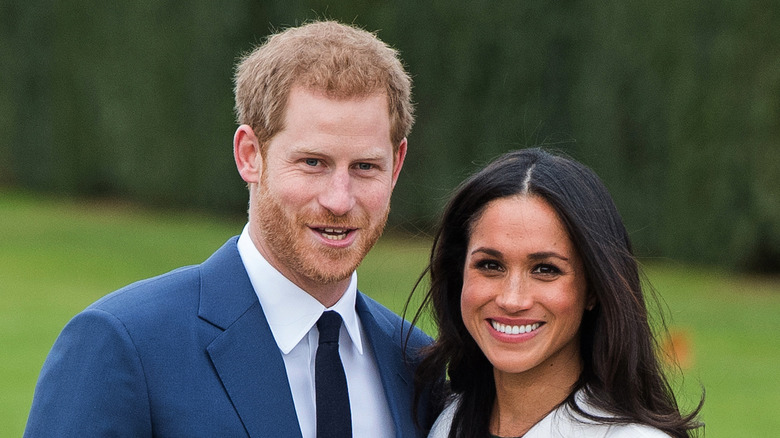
[199, 238, 302, 438]
[357, 294, 418, 438]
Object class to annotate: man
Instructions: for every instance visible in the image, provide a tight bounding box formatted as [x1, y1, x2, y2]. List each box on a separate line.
[25, 21, 435, 437]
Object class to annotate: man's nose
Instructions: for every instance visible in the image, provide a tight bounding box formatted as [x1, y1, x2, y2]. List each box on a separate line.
[318, 169, 356, 216]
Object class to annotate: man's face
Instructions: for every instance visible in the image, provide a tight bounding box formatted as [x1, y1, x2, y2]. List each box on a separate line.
[248, 86, 406, 303]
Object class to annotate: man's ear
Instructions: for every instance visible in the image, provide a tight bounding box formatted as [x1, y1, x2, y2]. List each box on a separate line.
[234, 125, 262, 184]
[390, 137, 407, 189]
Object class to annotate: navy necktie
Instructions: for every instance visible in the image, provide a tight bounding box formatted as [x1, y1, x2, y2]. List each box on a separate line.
[315, 311, 352, 437]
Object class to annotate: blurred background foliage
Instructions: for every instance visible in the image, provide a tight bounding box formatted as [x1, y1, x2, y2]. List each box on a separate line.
[1, 0, 778, 272]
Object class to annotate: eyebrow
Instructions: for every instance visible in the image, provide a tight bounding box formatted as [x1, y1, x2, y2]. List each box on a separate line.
[470, 247, 502, 258]
[291, 147, 327, 157]
[293, 145, 388, 160]
[470, 247, 570, 262]
[528, 251, 570, 262]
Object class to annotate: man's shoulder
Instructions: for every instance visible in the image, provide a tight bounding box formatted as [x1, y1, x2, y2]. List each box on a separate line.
[89, 264, 201, 315]
[356, 293, 398, 319]
[356, 292, 432, 348]
[84, 236, 244, 326]
[356, 292, 407, 330]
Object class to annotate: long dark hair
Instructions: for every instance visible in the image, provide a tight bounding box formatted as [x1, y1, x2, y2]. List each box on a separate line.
[409, 148, 703, 437]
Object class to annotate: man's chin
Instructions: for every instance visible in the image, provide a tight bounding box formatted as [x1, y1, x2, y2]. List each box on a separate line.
[303, 224, 382, 284]
[306, 259, 360, 285]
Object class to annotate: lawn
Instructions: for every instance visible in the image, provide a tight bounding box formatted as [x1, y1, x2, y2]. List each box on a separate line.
[2, 190, 778, 436]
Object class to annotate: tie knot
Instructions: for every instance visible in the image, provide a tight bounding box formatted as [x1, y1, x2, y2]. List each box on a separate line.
[317, 311, 342, 345]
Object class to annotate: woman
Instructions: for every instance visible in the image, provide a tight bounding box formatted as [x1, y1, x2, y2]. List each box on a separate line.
[411, 148, 702, 437]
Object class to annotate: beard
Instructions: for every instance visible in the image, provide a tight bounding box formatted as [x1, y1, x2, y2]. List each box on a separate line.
[253, 184, 389, 286]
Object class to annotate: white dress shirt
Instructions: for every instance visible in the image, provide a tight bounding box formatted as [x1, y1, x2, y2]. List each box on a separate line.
[237, 225, 395, 438]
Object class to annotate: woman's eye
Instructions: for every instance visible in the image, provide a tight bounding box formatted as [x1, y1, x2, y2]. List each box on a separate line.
[476, 260, 503, 272]
[532, 264, 561, 275]
[304, 158, 320, 167]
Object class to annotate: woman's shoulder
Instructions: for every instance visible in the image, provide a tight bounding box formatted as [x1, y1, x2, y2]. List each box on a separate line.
[428, 391, 674, 438]
[528, 407, 673, 438]
[531, 391, 673, 438]
[599, 422, 673, 437]
[517, 388, 671, 438]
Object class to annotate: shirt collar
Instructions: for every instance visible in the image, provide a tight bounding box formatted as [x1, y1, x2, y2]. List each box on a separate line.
[236, 224, 363, 355]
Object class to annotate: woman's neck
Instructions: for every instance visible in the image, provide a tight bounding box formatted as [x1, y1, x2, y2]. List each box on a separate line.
[489, 350, 582, 437]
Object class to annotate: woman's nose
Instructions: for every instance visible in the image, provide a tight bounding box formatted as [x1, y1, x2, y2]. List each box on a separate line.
[494, 275, 533, 312]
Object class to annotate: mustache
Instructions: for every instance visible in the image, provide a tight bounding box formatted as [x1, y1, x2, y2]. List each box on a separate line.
[300, 211, 369, 228]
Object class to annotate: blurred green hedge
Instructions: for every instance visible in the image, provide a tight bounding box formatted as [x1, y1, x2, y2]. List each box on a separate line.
[2, 1, 778, 272]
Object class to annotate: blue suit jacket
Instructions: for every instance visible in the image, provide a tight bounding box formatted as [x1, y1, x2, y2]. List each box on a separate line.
[25, 237, 435, 437]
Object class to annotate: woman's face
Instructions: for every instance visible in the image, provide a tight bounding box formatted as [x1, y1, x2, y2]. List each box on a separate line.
[460, 195, 589, 380]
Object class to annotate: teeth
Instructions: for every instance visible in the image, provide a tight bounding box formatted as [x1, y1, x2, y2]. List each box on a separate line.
[320, 228, 348, 240]
[323, 233, 346, 240]
[491, 320, 540, 335]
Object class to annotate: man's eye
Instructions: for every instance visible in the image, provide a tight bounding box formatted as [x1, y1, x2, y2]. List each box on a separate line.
[304, 158, 319, 166]
[356, 163, 373, 171]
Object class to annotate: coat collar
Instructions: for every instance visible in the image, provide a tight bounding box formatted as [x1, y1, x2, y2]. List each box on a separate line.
[199, 237, 303, 438]
[357, 294, 421, 438]
[196, 237, 423, 438]
[197, 237, 258, 330]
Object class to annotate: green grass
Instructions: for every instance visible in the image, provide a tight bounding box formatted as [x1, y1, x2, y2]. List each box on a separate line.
[2, 190, 778, 437]
[644, 263, 780, 434]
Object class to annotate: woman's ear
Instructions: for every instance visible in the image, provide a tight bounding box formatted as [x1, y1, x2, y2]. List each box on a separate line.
[586, 294, 597, 311]
[234, 124, 263, 184]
